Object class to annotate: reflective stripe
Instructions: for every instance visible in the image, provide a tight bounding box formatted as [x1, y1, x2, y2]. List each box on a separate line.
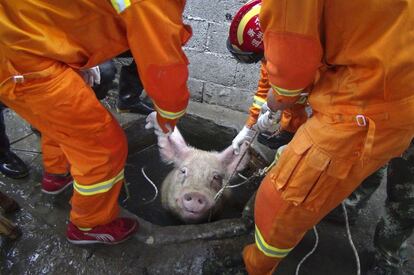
[154, 103, 186, 120]
[252, 103, 262, 109]
[110, 0, 131, 13]
[296, 95, 308, 104]
[275, 145, 286, 162]
[78, 227, 92, 231]
[255, 225, 293, 258]
[73, 169, 124, 196]
[271, 84, 303, 97]
[253, 95, 266, 107]
[237, 4, 261, 45]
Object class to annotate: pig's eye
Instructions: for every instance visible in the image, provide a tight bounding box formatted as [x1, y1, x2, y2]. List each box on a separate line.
[211, 174, 223, 191]
[213, 174, 222, 181]
[179, 167, 188, 176]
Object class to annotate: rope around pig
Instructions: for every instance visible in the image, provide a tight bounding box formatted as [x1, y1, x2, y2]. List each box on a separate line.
[213, 132, 260, 203]
[213, 109, 282, 206]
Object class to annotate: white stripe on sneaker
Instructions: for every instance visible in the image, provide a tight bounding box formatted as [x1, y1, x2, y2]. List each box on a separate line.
[84, 233, 115, 243]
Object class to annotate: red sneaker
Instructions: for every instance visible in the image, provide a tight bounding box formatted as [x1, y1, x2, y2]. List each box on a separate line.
[66, 217, 139, 245]
[41, 172, 73, 194]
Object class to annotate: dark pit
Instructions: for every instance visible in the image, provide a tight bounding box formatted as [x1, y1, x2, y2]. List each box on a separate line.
[119, 115, 264, 226]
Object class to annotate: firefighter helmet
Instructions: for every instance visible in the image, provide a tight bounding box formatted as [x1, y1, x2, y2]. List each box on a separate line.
[227, 0, 264, 63]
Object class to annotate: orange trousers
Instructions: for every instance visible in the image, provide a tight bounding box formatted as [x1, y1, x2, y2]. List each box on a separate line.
[0, 62, 127, 228]
[279, 103, 308, 133]
[243, 113, 414, 274]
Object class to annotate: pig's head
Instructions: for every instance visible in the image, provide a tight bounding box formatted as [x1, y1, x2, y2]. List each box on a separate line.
[158, 128, 249, 224]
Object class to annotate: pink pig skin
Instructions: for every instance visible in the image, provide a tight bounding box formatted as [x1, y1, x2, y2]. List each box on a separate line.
[158, 128, 249, 224]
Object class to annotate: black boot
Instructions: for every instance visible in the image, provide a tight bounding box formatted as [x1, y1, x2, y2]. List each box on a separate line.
[117, 60, 155, 115]
[117, 97, 154, 115]
[0, 151, 29, 179]
[257, 130, 294, 150]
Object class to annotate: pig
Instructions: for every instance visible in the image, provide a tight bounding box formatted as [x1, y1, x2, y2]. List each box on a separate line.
[158, 128, 249, 224]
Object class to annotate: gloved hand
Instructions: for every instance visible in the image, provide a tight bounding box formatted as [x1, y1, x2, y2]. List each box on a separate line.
[80, 66, 101, 86]
[145, 111, 172, 137]
[254, 110, 277, 132]
[232, 126, 256, 155]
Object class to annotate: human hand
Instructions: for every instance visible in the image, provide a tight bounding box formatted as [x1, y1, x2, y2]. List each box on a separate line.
[80, 66, 101, 86]
[145, 112, 172, 137]
[232, 126, 257, 155]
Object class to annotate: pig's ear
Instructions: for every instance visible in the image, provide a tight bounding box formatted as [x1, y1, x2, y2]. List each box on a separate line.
[217, 142, 250, 176]
[158, 127, 190, 164]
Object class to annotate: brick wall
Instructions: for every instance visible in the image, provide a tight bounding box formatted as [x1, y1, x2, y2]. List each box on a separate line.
[183, 0, 260, 113]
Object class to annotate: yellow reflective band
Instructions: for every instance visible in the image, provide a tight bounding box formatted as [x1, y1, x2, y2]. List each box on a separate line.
[271, 84, 303, 97]
[110, 0, 131, 13]
[296, 95, 308, 105]
[252, 103, 262, 109]
[237, 4, 261, 46]
[73, 169, 124, 196]
[275, 149, 281, 162]
[154, 103, 186, 120]
[253, 95, 266, 105]
[255, 225, 293, 258]
[78, 227, 92, 231]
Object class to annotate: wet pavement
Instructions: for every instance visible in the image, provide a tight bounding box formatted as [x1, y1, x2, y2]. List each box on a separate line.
[0, 107, 413, 275]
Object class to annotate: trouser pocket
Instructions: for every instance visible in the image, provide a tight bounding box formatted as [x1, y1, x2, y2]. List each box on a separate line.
[270, 127, 353, 212]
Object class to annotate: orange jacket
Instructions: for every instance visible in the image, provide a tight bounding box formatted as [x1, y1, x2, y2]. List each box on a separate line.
[246, 62, 269, 128]
[0, 0, 191, 128]
[260, 0, 414, 118]
[245, 61, 308, 129]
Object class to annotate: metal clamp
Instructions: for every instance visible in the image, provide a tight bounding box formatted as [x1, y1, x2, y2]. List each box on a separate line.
[12, 75, 24, 84]
[355, 114, 367, 127]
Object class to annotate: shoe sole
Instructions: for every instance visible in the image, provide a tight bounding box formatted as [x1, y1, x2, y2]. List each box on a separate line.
[66, 222, 138, 245]
[41, 181, 73, 195]
[1, 171, 29, 179]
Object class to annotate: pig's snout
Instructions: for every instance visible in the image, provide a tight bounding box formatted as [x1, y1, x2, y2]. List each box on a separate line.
[182, 192, 209, 214]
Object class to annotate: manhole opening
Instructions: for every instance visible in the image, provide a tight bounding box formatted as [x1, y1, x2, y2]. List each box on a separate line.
[120, 116, 261, 226]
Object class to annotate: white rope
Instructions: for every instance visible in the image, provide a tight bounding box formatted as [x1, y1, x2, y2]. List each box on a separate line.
[342, 202, 361, 275]
[141, 167, 158, 205]
[237, 173, 248, 180]
[213, 172, 259, 201]
[295, 226, 319, 275]
[214, 133, 259, 202]
[295, 202, 361, 275]
[224, 179, 251, 189]
[210, 134, 259, 222]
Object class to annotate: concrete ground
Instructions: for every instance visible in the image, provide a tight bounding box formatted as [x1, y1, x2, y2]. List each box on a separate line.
[0, 103, 413, 275]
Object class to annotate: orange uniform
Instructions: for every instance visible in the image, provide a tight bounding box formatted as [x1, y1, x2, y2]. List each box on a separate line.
[243, 0, 414, 274]
[0, 0, 191, 228]
[245, 62, 308, 133]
